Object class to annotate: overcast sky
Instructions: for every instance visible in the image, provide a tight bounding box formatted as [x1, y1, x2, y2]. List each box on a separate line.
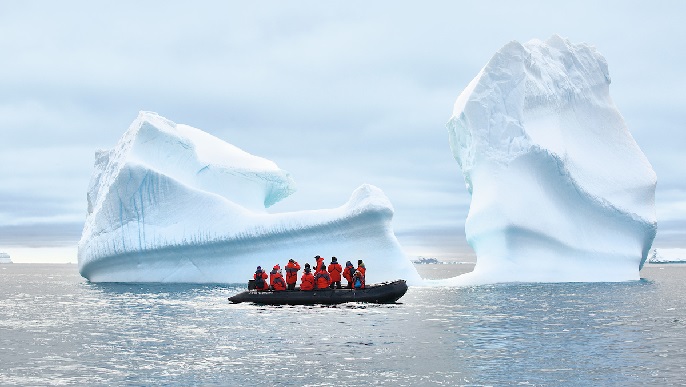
[1, 1, 684, 262]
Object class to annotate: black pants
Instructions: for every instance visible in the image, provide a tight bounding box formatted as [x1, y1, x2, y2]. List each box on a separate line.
[329, 281, 341, 289]
[287, 283, 296, 290]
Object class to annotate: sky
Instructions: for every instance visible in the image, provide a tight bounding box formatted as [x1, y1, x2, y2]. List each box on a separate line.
[1, 1, 684, 263]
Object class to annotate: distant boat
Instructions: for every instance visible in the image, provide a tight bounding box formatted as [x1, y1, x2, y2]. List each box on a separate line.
[0, 253, 12, 264]
[228, 280, 408, 305]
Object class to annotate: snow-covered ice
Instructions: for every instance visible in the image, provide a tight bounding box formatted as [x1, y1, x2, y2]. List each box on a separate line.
[443, 35, 657, 284]
[78, 112, 421, 284]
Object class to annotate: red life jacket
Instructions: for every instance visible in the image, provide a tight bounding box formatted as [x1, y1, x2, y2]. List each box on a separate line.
[315, 258, 324, 272]
[327, 263, 342, 282]
[357, 265, 366, 277]
[269, 270, 280, 286]
[315, 270, 331, 289]
[343, 265, 355, 283]
[270, 270, 284, 284]
[300, 272, 315, 290]
[253, 270, 269, 290]
[285, 261, 301, 284]
[272, 274, 286, 291]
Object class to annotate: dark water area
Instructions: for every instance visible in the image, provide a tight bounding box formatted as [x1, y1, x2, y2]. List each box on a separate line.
[1, 263, 685, 386]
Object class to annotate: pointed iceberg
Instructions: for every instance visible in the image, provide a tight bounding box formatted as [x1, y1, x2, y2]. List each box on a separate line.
[78, 112, 420, 284]
[444, 35, 657, 284]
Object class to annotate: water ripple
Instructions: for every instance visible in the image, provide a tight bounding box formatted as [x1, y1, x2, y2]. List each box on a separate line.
[1, 264, 685, 386]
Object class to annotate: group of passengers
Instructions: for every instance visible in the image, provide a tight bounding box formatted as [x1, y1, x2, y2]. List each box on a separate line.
[253, 255, 366, 291]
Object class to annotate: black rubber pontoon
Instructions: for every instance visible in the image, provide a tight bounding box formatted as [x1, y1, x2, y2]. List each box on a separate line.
[228, 280, 408, 305]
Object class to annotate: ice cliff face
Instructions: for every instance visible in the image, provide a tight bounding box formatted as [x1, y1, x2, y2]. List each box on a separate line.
[78, 112, 420, 284]
[445, 35, 657, 284]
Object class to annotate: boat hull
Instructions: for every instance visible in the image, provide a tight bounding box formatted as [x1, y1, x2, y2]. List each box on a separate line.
[228, 280, 408, 305]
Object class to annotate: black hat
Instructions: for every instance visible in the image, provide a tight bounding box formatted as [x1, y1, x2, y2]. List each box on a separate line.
[315, 255, 321, 259]
[289, 259, 294, 263]
[305, 263, 310, 268]
[331, 257, 337, 263]
[358, 259, 363, 265]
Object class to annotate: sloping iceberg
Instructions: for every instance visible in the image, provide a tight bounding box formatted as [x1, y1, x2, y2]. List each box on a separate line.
[444, 35, 657, 284]
[78, 112, 421, 284]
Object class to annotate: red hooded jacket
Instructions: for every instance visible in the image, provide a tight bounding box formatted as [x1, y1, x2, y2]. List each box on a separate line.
[253, 269, 269, 291]
[300, 271, 315, 291]
[285, 261, 301, 285]
[328, 262, 342, 282]
[315, 268, 331, 289]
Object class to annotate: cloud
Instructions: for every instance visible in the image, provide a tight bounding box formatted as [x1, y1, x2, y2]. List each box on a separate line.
[0, 222, 82, 247]
[654, 220, 686, 249]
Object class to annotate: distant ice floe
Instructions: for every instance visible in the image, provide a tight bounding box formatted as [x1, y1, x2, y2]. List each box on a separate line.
[648, 248, 686, 264]
[412, 257, 440, 265]
[440, 35, 657, 285]
[78, 112, 421, 284]
[0, 252, 12, 264]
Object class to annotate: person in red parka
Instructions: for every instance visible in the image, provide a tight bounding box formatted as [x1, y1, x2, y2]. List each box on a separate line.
[343, 261, 355, 289]
[327, 256, 343, 289]
[253, 266, 269, 291]
[314, 255, 324, 275]
[285, 259, 301, 290]
[300, 264, 315, 291]
[269, 264, 280, 284]
[357, 260, 366, 277]
[315, 263, 331, 290]
[270, 264, 287, 291]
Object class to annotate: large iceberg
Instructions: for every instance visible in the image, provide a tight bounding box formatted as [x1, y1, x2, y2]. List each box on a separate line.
[444, 35, 657, 284]
[78, 112, 421, 284]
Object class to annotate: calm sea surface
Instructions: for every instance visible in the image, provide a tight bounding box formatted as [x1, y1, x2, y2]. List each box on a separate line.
[1, 263, 685, 386]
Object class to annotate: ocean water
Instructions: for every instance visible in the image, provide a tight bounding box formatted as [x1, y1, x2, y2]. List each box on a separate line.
[1, 263, 685, 386]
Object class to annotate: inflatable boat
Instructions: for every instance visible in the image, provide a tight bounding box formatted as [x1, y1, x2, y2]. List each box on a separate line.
[228, 280, 408, 305]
